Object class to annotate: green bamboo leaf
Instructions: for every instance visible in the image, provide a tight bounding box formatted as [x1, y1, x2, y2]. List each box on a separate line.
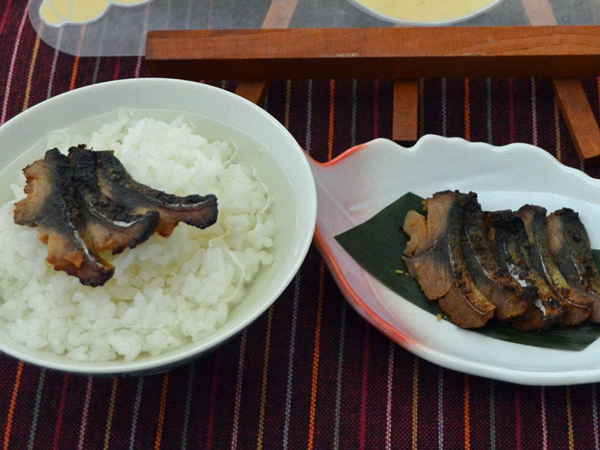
[335, 192, 600, 351]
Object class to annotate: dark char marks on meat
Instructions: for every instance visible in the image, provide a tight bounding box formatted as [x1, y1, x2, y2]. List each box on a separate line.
[462, 194, 531, 320]
[92, 150, 218, 237]
[69, 146, 160, 254]
[547, 208, 600, 322]
[14, 149, 114, 287]
[485, 210, 567, 330]
[14, 146, 220, 287]
[517, 205, 592, 326]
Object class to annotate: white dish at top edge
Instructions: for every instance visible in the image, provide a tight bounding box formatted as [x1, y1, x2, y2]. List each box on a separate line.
[346, 0, 505, 26]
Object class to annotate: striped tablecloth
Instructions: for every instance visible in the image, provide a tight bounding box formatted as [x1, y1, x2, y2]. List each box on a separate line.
[3, 2, 600, 449]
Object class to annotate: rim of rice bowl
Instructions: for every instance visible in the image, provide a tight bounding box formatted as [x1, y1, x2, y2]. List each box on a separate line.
[0, 79, 316, 375]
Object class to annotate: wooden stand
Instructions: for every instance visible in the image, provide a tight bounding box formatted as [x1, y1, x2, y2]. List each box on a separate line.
[146, 3, 600, 167]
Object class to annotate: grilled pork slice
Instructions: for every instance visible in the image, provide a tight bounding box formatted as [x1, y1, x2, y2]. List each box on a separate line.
[91, 150, 218, 237]
[404, 191, 495, 328]
[485, 211, 567, 330]
[14, 149, 114, 286]
[68, 147, 159, 254]
[547, 209, 600, 322]
[462, 196, 531, 320]
[517, 205, 592, 325]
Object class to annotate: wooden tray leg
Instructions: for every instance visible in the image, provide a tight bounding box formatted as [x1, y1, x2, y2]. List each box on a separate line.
[523, 0, 600, 167]
[552, 79, 600, 168]
[235, 81, 270, 105]
[393, 79, 419, 143]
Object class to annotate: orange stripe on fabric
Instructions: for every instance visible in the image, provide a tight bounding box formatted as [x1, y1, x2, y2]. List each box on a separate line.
[256, 306, 275, 449]
[411, 356, 419, 450]
[70, 56, 80, 91]
[69, 26, 86, 91]
[464, 375, 471, 450]
[465, 78, 471, 141]
[103, 379, 118, 450]
[567, 387, 575, 450]
[328, 79, 335, 160]
[3, 361, 23, 450]
[308, 262, 326, 450]
[155, 372, 170, 450]
[22, 34, 41, 110]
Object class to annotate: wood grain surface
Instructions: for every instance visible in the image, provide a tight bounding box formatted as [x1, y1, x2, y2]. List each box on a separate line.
[146, 26, 600, 80]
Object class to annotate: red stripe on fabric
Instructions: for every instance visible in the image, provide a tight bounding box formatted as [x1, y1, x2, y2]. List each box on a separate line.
[154, 373, 169, 450]
[374, 80, 380, 138]
[205, 349, 222, 450]
[465, 78, 471, 140]
[597, 78, 600, 118]
[360, 326, 371, 450]
[516, 386, 523, 450]
[327, 79, 335, 160]
[509, 78, 516, 142]
[113, 59, 121, 80]
[0, 0, 14, 37]
[52, 375, 70, 450]
[464, 375, 470, 450]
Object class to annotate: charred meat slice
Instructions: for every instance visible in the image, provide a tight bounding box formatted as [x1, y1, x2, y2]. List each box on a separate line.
[14, 149, 113, 286]
[68, 147, 159, 254]
[547, 209, 600, 322]
[404, 191, 495, 328]
[517, 205, 592, 325]
[91, 150, 218, 237]
[462, 196, 531, 320]
[442, 193, 496, 328]
[485, 211, 567, 330]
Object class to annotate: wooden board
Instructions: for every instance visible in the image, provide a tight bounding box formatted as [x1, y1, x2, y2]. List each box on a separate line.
[146, 26, 600, 80]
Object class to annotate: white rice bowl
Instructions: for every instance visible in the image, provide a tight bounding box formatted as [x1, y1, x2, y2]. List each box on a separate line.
[0, 112, 275, 362]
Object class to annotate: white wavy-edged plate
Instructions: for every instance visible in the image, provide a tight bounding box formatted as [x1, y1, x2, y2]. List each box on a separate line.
[309, 135, 600, 386]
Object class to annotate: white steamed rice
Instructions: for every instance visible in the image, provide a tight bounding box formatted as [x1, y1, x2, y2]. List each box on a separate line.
[0, 112, 275, 362]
